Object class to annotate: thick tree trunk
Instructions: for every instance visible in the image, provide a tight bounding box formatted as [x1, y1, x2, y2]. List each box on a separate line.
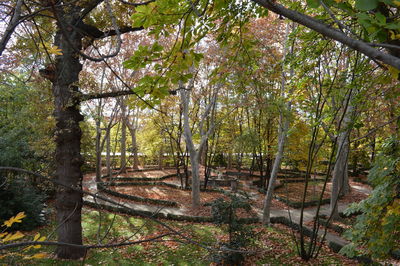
[190, 152, 201, 207]
[53, 26, 85, 259]
[181, 88, 201, 208]
[330, 94, 354, 218]
[330, 127, 351, 218]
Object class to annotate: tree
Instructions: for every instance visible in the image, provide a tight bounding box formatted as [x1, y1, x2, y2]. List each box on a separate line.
[180, 77, 220, 208]
[1, 0, 145, 259]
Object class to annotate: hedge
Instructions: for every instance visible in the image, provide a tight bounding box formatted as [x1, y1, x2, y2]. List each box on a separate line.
[273, 195, 331, 209]
[105, 174, 176, 182]
[97, 183, 178, 207]
[83, 200, 259, 224]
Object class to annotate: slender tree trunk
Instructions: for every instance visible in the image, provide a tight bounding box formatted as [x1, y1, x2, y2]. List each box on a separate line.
[106, 128, 111, 177]
[262, 23, 292, 225]
[53, 24, 85, 259]
[132, 130, 139, 169]
[120, 102, 127, 173]
[95, 110, 102, 182]
[370, 135, 376, 164]
[158, 146, 163, 169]
[262, 115, 290, 225]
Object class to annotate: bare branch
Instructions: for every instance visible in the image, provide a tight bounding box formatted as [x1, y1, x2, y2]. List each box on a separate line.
[0, 0, 23, 56]
[0, 233, 171, 251]
[118, 0, 155, 7]
[350, 115, 400, 143]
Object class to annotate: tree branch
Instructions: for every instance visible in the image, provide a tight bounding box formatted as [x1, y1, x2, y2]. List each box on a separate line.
[251, 0, 400, 70]
[0, 0, 23, 57]
[81, 89, 137, 101]
[0, 233, 171, 251]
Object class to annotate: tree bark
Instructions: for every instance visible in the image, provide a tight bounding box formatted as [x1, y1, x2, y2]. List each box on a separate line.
[120, 101, 127, 173]
[106, 128, 111, 177]
[181, 88, 201, 208]
[330, 100, 353, 218]
[95, 102, 102, 182]
[53, 23, 85, 259]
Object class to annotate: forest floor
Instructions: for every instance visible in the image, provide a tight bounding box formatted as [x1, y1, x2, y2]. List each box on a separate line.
[8, 167, 400, 265]
[10, 208, 359, 265]
[77, 167, 382, 264]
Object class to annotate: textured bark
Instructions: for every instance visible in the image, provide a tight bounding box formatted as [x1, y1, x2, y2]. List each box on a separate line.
[330, 93, 354, 218]
[330, 122, 352, 217]
[53, 18, 85, 258]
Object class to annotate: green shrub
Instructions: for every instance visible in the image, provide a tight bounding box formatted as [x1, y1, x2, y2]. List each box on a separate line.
[210, 193, 255, 265]
[0, 177, 46, 231]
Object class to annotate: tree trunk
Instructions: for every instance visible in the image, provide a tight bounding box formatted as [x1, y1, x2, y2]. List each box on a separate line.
[158, 146, 163, 169]
[95, 113, 102, 182]
[53, 25, 85, 259]
[330, 94, 354, 218]
[262, 115, 289, 225]
[181, 88, 201, 208]
[131, 128, 139, 169]
[106, 128, 111, 177]
[262, 23, 292, 225]
[120, 102, 127, 173]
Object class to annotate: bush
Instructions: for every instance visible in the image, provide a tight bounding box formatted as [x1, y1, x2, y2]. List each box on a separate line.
[210, 193, 255, 265]
[0, 177, 46, 231]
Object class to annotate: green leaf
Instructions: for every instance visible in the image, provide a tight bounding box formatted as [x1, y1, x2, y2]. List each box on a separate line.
[355, 0, 379, 11]
[375, 12, 386, 25]
[307, 0, 320, 8]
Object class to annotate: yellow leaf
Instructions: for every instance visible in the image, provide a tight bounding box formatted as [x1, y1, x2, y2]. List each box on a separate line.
[47, 45, 63, 55]
[389, 30, 396, 40]
[394, 0, 400, 7]
[33, 233, 40, 241]
[388, 65, 400, 79]
[31, 253, 47, 259]
[3, 231, 24, 242]
[3, 212, 26, 227]
[0, 232, 8, 239]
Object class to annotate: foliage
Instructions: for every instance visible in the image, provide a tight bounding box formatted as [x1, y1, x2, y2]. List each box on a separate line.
[0, 212, 47, 261]
[0, 74, 54, 173]
[210, 193, 255, 264]
[341, 137, 400, 258]
[0, 177, 46, 231]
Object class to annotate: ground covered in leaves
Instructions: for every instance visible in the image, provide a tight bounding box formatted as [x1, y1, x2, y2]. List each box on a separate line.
[4, 208, 359, 265]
